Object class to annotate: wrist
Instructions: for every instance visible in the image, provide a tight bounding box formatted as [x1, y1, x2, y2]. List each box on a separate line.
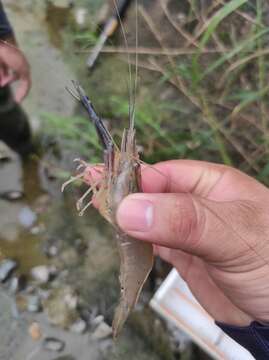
[217, 321, 269, 359]
[0, 4, 14, 40]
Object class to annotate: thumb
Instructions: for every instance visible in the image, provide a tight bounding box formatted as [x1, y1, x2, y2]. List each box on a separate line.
[116, 192, 241, 260]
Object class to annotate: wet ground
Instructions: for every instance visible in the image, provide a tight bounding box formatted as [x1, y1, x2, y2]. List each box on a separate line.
[0, 1, 100, 359]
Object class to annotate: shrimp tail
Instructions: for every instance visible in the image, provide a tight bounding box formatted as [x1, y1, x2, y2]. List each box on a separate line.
[112, 232, 153, 338]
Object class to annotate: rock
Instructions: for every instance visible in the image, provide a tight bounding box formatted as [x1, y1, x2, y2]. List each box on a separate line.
[27, 295, 41, 313]
[63, 290, 78, 309]
[0, 259, 17, 282]
[43, 286, 79, 328]
[70, 319, 87, 334]
[46, 245, 59, 257]
[29, 322, 42, 341]
[30, 225, 45, 235]
[43, 337, 65, 352]
[18, 206, 37, 228]
[92, 322, 112, 340]
[9, 275, 27, 293]
[1, 191, 24, 201]
[91, 315, 104, 328]
[30, 265, 51, 284]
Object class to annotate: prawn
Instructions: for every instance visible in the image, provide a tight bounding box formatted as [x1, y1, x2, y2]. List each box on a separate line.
[62, 81, 154, 338]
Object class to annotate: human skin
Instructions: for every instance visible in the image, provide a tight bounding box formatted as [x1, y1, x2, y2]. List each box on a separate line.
[0, 36, 31, 102]
[114, 160, 269, 327]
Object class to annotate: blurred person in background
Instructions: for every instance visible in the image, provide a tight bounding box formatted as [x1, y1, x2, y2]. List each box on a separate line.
[0, 0, 32, 157]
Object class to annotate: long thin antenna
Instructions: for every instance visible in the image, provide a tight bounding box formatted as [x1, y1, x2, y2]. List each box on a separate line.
[67, 81, 116, 151]
[113, 0, 133, 123]
[130, 0, 138, 130]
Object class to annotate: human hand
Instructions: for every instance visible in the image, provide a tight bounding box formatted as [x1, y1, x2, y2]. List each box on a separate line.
[115, 160, 269, 327]
[0, 37, 31, 102]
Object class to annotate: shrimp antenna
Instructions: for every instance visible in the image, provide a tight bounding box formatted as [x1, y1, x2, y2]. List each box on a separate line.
[65, 85, 81, 101]
[112, 0, 134, 128]
[130, 0, 138, 130]
[66, 81, 115, 151]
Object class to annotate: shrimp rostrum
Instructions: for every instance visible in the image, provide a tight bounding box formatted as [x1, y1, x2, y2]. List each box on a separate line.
[63, 81, 154, 338]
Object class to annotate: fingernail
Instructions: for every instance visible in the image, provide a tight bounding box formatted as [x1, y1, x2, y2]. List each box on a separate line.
[117, 197, 154, 232]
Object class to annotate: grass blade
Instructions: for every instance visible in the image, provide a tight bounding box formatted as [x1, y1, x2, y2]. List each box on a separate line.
[201, 28, 269, 79]
[231, 85, 269, 117]
[199, 0, 248, 48]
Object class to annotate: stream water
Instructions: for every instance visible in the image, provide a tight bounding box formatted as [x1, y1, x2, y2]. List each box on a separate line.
[0, 0, 76, 272]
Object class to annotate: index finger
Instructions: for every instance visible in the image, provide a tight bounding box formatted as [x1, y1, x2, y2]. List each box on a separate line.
[84, 160, 227, 195]
[141, 160, 227, 195]
[82, 159, 263, 201]
[141, 159, 268, 201]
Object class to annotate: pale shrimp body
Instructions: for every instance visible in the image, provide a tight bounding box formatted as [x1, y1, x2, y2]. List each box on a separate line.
[63, 82, 153, 338]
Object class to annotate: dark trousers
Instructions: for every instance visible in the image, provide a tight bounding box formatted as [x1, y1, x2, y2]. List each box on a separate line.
[0, 86, 32, 157]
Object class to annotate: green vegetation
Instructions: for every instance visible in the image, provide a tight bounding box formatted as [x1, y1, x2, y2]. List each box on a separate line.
[42, 112, 101, 162]
[43, 0, 269, 185]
